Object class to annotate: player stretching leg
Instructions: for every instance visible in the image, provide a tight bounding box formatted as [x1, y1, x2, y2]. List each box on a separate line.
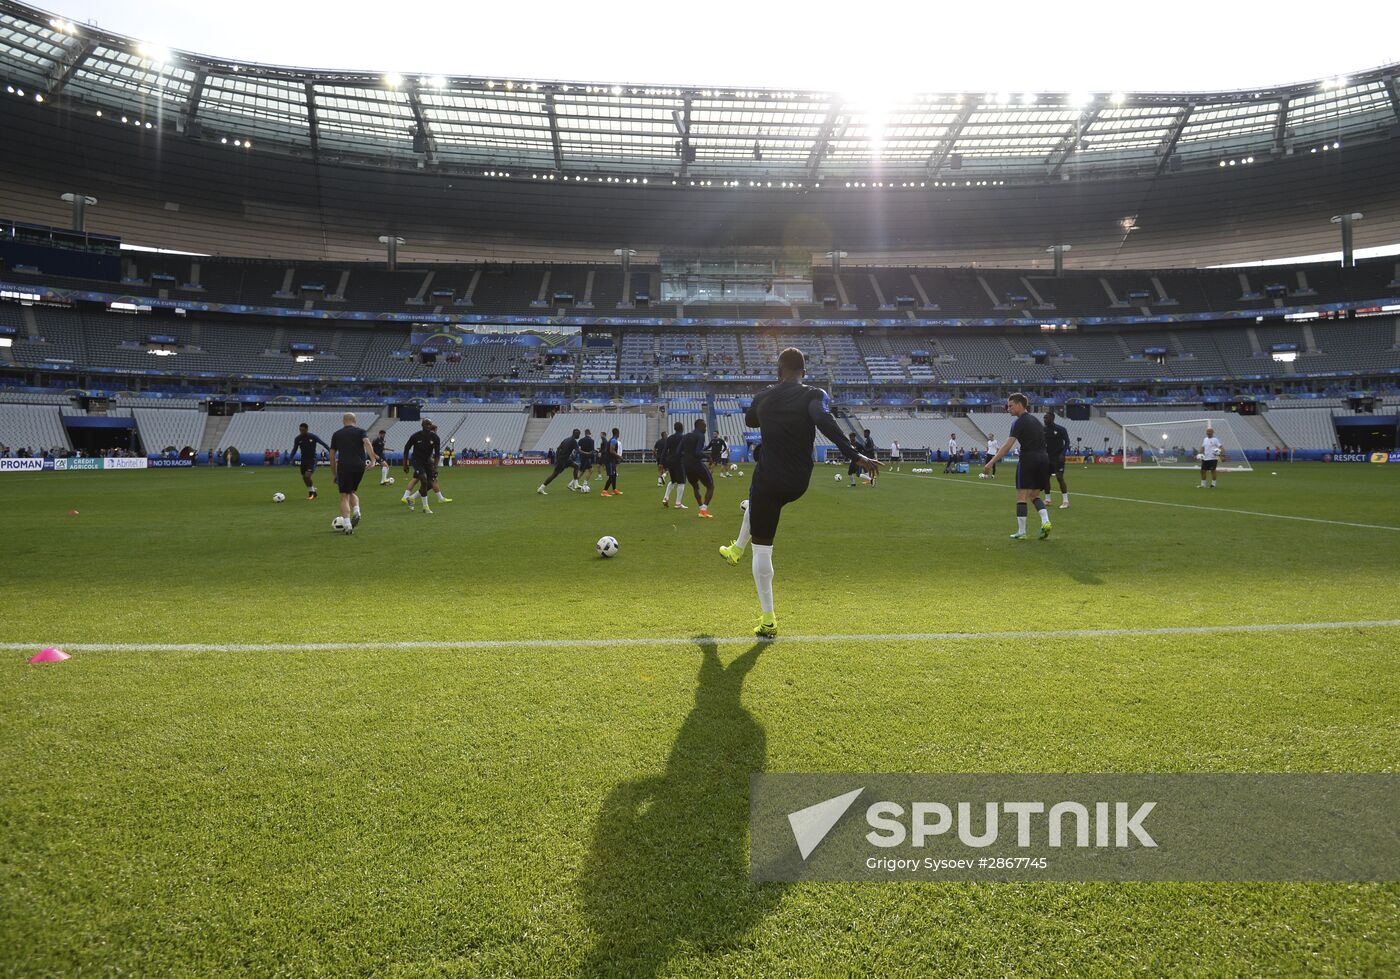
[1043, 411, 1071, 508]
[538, 429, 580, 495]
[660, 421, 687, 509]
[718, 348, 877, 637]
[290, 423, 330, 500]
[682, 418, 716, 517]
[985, 393, 1051, 540]
[1199, 427, 1223, 488]
[329, 412, 378, 530]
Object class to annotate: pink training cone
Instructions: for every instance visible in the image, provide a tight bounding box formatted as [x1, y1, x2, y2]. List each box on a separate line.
[29, 647, 70, 664]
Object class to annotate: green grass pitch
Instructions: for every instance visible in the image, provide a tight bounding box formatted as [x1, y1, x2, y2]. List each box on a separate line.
[1, 461, 1397, 975]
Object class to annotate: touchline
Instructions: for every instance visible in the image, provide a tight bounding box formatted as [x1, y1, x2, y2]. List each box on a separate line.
[864, 801, 1158, 848]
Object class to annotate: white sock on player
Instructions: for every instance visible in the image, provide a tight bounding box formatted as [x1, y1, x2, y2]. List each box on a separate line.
[752, 545, 775, 614]
[1017, 515, 1027, 534]
[352, 504, 361, 517]
[436, 491, 446, 501]
[1039, 507, 1050, 526]
[736, 507, 752, 550]
[674, 483, 686, 505]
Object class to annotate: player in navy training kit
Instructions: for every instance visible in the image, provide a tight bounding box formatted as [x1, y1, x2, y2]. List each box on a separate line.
[1043, 411, 1071, 508]
[661, 421, 688, 508]
[680, 418, 716, 517]
[576, 429, 597, 492]
[291, 423, 330, 500]
[538, 429, 580, 495]
[328, 412, 379, 530]
[985, 393, 1052, 540]
[600, 427, 623, 496]
[403, 419, 443, 513]
[718, 347, 877, 637]
[371, 429, 390, 485]
[654, 435, 668, 486]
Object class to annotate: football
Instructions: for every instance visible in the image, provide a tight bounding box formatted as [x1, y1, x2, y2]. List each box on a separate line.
[835, 473, 843, 482]
[737, 470, 744, 476]
[740, 499, 749, 511]
[978, 472, 988, 480]
[596, 535, 619, 558]
[581, 483, 591, 493]
[332, 516, 352, 534]
[729, 463, 738, 472]
[386, 476, 396, 484]
[272, 492, 285, 503]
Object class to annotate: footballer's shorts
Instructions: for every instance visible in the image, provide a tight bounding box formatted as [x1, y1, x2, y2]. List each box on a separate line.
[335, 466, 365, 494]
[684, 462, 714, 489]
[1015, 454, 1051, 493]
[668, 463, 686, 485]
[746, 469, 809, 544]
[1201, 459, 1218, 472]
[412, 460, 439, 484]
[1049, 455, 1066, 476]
[577, 452, 596, 470]
[550, 459, 573, 478]
[300, 461, 316, 474]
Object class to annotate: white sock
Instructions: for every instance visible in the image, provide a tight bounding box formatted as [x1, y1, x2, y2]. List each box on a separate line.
[1017, 515, 1027, 534]
[735, 507, 752, 550]
[436, 491, 446, 500]
[403, 490, 411, 500]
[752, 544, 775, 614]
[674, 483, 686, 504]
[1062, 493, 1069, 503]
[1199, 480, 1206, 487]
[1039, 507, 1050, 526]
[352, 505, 361, 516]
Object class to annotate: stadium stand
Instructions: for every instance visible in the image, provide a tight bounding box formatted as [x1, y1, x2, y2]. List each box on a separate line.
[220, 409, 382, 456]
[529, 412, 647, 453]
[1262, 407, 1342, 451]
[0, 402, 70, 452]
[132, 407, 206, 453]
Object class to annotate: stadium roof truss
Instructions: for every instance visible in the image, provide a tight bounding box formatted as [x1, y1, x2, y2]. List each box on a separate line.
[1, 1, 1396, 186]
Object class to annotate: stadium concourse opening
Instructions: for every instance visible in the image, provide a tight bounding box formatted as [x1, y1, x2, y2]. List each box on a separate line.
[0, 2, 1398, 975]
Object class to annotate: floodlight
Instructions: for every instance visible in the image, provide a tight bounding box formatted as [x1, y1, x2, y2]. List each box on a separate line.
[1110, 92, 1126, 104]
[137, 42, 170, 65]
[384, 72, 404, 89]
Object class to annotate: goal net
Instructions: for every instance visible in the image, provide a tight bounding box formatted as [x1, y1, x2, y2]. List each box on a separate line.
[1120, 416, 1254, 471]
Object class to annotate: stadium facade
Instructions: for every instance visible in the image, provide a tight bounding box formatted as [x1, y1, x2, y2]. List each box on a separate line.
[0, 0, 1397, 461]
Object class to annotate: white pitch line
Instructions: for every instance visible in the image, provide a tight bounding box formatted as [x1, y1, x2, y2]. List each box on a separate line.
[889, 470, 1400, 532]
[3, 619, 1399, 653]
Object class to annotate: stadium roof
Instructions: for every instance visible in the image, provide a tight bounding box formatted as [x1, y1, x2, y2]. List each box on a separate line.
[1, 1, 1398, 187]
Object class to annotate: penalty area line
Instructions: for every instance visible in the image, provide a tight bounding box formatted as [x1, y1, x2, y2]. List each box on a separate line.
[3, 619, 1400, 653]
[887, 470, 1400, 532]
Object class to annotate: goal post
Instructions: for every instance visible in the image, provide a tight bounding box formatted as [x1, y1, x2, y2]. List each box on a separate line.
[1120, 416, 1254, 471]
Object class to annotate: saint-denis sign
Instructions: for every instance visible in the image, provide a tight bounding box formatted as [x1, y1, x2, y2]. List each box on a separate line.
[750, 774, 1397, 882]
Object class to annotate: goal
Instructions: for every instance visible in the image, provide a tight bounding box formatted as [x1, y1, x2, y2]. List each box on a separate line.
[1120, 416, 1254, 471]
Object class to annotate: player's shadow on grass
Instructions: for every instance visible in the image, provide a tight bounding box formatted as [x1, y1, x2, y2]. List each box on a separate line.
[579, 639, 782, 977]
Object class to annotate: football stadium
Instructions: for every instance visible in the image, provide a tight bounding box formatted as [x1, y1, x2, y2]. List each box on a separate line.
[1, 0, 1398, 973]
